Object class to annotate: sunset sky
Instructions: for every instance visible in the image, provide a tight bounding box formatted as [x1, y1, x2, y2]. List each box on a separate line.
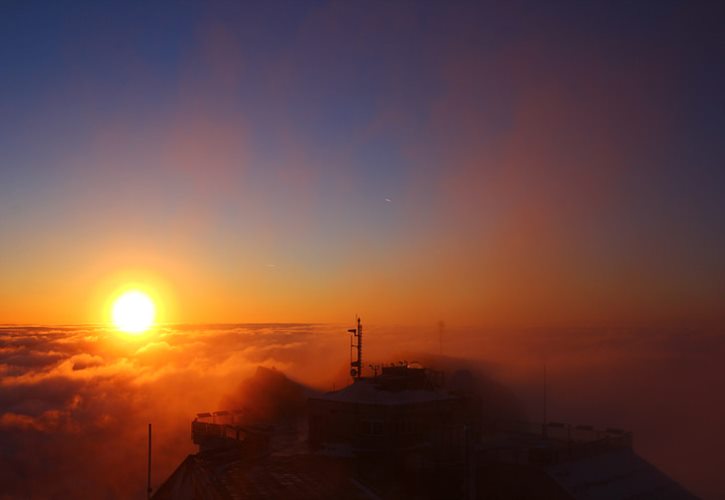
[2, 3, 725, 498]
[1, 1, 724, 327]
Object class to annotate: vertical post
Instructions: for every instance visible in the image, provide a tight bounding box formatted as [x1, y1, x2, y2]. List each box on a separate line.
[357, 317, 362, 380]
[543, 358, 548, 438]
[463, 424, 475, 500]
[147, 423, 152, 499]
[463, 424, 468, 499]
[438, 320, 444, 356]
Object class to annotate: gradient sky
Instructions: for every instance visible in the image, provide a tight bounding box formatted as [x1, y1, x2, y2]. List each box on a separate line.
[1, 1, 724, 326]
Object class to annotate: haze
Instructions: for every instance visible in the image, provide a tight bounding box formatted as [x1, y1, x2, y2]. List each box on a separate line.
[2, 1, 723, 327]
[0, 1, 723, 498]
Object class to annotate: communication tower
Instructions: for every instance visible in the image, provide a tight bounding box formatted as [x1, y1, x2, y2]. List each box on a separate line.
[348, 317, 363, 380]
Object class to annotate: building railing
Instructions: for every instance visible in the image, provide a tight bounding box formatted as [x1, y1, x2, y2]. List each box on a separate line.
[191, 409, 273, 450]
[490, 419, 632, 446]
[478, 419, 633, 465]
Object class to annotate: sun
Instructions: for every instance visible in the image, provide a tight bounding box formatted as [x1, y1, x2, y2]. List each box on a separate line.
[112, 290, 156, 334]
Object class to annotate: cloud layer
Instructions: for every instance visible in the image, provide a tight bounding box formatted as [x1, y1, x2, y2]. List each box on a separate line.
[0, 324, 723, 498]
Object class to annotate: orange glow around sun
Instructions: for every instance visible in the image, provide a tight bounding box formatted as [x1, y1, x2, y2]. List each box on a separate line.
[111, 290, 156, 334]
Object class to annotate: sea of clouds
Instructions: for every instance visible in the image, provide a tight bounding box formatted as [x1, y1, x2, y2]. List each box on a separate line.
[0, 323, 722, 498]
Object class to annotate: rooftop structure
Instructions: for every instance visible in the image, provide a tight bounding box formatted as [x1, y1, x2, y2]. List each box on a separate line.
[154, 320, 696, 499]
[309, 362, 478, 454]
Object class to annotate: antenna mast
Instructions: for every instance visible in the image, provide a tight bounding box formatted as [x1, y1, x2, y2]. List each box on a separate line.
[347, 317, 363, 380]
[147, 423, 152, 499]
[438, 320, 445, 356]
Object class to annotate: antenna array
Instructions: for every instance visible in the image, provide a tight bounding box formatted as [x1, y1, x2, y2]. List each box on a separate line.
[348, 317, 363, 380]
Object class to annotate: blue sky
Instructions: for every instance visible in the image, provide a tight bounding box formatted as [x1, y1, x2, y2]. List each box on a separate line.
[1, 0, 724, 325]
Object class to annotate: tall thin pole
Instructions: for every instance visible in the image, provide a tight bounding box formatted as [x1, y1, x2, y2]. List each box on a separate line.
[542, 359, 548, 439]
[544, 359, 547, 424]
[147, 423, 152, 499]
[438, 320, 444, 356]
[357, 317, 362, 380]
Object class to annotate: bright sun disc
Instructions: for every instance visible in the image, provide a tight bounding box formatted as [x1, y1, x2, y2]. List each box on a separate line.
[112, 291, 155, 334]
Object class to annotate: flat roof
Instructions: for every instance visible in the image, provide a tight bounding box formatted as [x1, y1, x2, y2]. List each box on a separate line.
[310, 380, 458, 406]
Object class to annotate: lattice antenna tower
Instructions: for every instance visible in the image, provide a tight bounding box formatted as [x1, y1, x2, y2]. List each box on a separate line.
[348, 317, 363, 380]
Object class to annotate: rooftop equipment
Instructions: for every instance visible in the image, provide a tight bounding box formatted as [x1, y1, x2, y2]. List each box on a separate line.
[348, 317, 363, 380]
